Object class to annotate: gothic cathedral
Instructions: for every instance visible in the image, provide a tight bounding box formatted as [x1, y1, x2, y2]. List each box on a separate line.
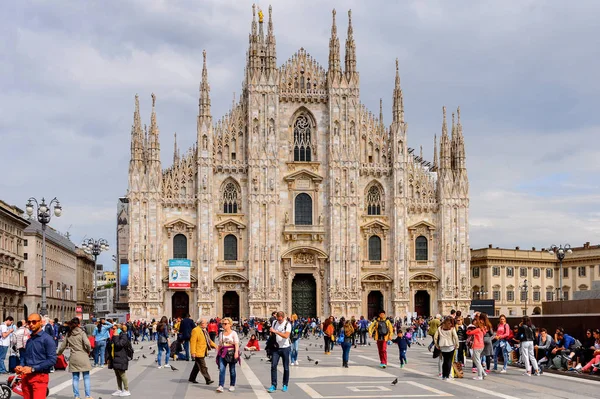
[127, 6, 471, 321]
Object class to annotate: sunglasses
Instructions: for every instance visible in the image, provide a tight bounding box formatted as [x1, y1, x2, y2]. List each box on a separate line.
[27, 320, 41, 324]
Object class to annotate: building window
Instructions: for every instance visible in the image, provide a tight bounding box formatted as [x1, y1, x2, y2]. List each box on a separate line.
[173, 234, 187, 259]
[222, 181, 241, 214]
[368, 235, 382, 261]
[563, 290, 569, 301]
[520, 267, 527, 278]
[493, 290, 501, 301]
[563, 267, 569, 278]
[24, 253, 28, 260]
[492, 266, 500, 276]
[546, 268, 553, 278]
[507, 290, 514, 301]
[546, 291, 553, 301]
[520, 291, 527, 302]
[293, 114, 312, 162]
[415, 236, 428, 261]
[294, 193, 312, 225]
[495, 309, 500, 317]
[224, 234, 238, 261]
[472, 267, 480, 278]
[533, 291, 540, 301]
[578, 266, 586, 277]
[508, 309, 515, 316]
[366, 184, 384, 215]
[24, 239, 28, 247]
[533, 268, 540, 278]
[506, 267, 514, 277]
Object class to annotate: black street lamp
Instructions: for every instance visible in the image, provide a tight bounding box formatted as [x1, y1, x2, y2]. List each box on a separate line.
[548, 244, 572, 301]
[520, 279, 530, 315]
[81, 238, 109, 316]
[475, 287, 488, 299]
[25, 197, 62, 316]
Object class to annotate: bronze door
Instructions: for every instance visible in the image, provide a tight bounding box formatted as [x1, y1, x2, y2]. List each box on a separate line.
[367, 291, 383, 320]
[223, 291, 240, 321]
[171, 291, 189, 319]
[414, 290, 430, 318]
[292, 274, 317, 318]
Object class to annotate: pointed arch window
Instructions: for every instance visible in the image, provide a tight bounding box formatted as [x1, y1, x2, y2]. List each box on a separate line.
[222, 181, 241, 214]
[173, 234, 187, 259]
[415, 236, 428, 261]
[224, 234, 238, 261]
[366, 185, 384, 215]
[369, 235, 382, 261]
[293, 114, 312, 162]
[294, 193, 312, 225]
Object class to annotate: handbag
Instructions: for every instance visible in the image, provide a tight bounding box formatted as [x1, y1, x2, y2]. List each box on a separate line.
[158, 334, 168, 344]
[224, 347, 236, 364]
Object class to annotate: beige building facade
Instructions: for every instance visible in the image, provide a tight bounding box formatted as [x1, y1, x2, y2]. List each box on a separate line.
[470, 243, 600, 316]
[23, 220, 78, 320]
[76, 248, 95, 315]
[127, 7, 471, 321]
[0, 200, 28, 320]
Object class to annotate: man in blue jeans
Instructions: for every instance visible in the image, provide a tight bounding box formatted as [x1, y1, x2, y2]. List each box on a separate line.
[267, 311, 292, 393]
[0, 316, 14, 373]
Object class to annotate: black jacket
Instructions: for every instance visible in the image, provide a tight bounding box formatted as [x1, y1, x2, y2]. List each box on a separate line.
[106, 332, 130, 371]
[180, 318, 195, 340]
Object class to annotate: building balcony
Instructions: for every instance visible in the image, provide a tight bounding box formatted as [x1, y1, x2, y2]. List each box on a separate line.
[409, 260, 436, 272]
[282, 224, 325, 242]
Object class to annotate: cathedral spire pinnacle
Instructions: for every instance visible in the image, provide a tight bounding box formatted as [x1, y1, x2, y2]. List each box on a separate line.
[379, 98, 384, 130]
[258, 6, 264, 41]
[440, 106, 451, 170]
[130, 94, 144, 162]
[392, 58, 404, 123]
[148, 93, 160, 162]
[199, 50, 211, 119]
[433, 134, 438, 170]
[344, 9, 357, 78]
[328, 9, 341, 77]
[251, 4, 257, 36]
[173, 132, 179, 165]
[265, 5, 277, 73]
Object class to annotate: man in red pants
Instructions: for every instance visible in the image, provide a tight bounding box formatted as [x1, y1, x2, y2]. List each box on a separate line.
[15, 313, 56, 399]
[368, 310, 394, 368]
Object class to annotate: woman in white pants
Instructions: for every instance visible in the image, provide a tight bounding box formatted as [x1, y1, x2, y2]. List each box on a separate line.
[518, 316, 540, 376]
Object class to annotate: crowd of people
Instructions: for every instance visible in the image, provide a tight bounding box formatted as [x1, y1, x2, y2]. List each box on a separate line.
[0, 309, 598, 398]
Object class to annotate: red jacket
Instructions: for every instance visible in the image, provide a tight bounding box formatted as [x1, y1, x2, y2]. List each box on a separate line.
[467, 327, 485, 349]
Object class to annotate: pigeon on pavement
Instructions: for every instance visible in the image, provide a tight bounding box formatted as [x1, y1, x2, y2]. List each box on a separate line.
[307, 356, 314, 361]
[171, 366, 179, 371]
[391, 378, 398, 385]
[142, 354, 147, 359]
[315, 360, 319, 365]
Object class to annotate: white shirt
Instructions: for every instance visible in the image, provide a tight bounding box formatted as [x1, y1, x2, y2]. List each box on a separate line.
[273, 320, 292, 349]
[220, 331, 239, 346]
[0, 324, 11, 347]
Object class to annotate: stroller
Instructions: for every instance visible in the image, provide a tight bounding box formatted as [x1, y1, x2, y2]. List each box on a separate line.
[0, 374, 50, 398]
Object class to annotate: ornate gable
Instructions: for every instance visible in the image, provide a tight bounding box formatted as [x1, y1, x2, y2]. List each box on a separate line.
[164, 218, 195, 238]
[214, 273, 248, 283]
[283, 169, 323, 191]
[279, 48, 327, 103]
[360, 220, 390, 239]
[215, 218, 246, 238]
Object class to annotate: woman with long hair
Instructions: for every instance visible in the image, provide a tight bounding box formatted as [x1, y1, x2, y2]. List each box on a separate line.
[518, 316, 540, 376]
[156, 316, 171, 369]
[289, 314, 301, 366]
[58, 318, 93, 399]
[93, 318, 113, 368]
[340, 320, 355, 368]
[479, 313, 494, 373]
[455, 316, 467, 365]
[322, 316, 335, 355]
[434, 317, 459, 380]
[216, 317, 240, 393]
[244, 334, 260, 351]
[106, 324, 132, 397]
[493, 314, 511, 373]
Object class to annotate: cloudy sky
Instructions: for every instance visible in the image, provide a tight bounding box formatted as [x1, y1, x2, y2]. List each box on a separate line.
[2, 0, 599, 269]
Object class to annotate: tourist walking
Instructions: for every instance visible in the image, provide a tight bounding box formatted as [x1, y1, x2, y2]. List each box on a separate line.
[391, 329, 411, 368]
[14, 320, 30, 366]
[290, 314, 301, 366]
[322, 316, 335, 355]
[156, 316, 171, 369]
[57, 318, 93, 399]
[493, 315, 511, 373]
[340, 320, 355, 368]
[0, 316, 14, 374]
[518, 316, 540, 376]
[216, 317, 240, 393]
[358, 316, 369, 345]
[267, 311, 292, 393]
[179, 314, 195, 361]
[106, 324, 132, 397]
[368, 310, 394, 368]
[16, 313, 56, 399]
[427, 315, 441, 352]
[467, 318, 486, 380]
[189, 319, 217, 385]
[93, 318, 113, 368]
[434, 317, 459, 380]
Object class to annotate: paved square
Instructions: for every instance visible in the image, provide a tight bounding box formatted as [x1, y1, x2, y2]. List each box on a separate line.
[296, 381, 453, 398]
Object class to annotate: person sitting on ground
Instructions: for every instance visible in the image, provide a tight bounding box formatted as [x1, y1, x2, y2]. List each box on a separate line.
[244, 334, 260, 351]
[170, 336, 187, 361]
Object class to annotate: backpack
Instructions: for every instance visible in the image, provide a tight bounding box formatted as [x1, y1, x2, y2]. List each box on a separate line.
[290, 323, 300, 342]
[336, 328, 345, 344]
[377, 320, 388, 338]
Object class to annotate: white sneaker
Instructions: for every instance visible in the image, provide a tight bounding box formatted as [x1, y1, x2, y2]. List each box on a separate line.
[290, 362, 294, 366]
[576, 364, 582, 370]
[120, 391, 131, 397]
[164, 363, 171, 368]
[157, 365, 163, 369]
[500, 369, 507, 373]
[216, 386, 224, 393]
[229, 387, 236, 392]
[112, 391, 123, 396]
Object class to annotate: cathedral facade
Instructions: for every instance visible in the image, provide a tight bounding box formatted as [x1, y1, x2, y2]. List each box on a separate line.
[127, 6, 471, 321]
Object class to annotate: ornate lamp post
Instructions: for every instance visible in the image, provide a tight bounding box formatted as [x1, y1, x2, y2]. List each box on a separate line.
[25, 197, 62, 317]
[548, 244, 572, 301]
[520, 279, 530, 315]
[57, 284, 70, 322]
[81, 238, 109, 316]
[475, 287, 487, 299]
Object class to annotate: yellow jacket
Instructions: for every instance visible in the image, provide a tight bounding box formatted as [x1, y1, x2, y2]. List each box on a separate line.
[368, 317, 394, 342]
[190, 326, 217, 358]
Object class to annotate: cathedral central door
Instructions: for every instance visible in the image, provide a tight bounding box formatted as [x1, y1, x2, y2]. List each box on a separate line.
[414, 290, 430, 318]
[292, 274, 316, 318]
[171, 291, 189, 319]
[223, 291, 240, 321]
[367, 291, 384, 320]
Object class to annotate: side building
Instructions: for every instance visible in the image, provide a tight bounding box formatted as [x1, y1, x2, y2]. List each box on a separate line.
[0, 200, 28, 320]
[76, 248, 95, 315]
[470, 243, 600, 316]
[23, 220, 77, 320]
[114, 197, 130, 314]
